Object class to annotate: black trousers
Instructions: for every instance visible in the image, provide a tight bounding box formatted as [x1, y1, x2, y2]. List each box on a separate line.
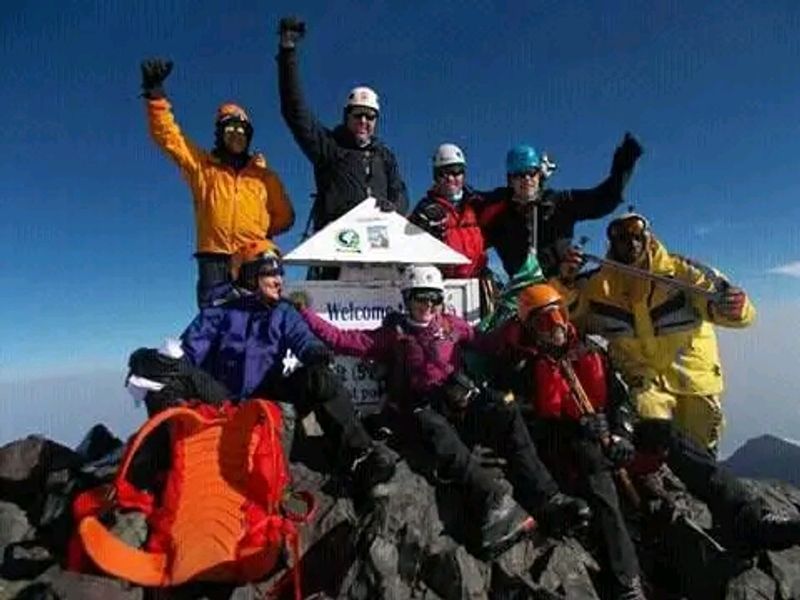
[404, 394, 558, 512]
[636, 419, 757, 527]
[261, 364, 373, 466]
[533, 421, 640, 590]
[195, 253, 232, 309]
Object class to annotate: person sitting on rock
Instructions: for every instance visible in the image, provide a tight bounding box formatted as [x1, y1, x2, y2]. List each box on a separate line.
[179, 249, 396, 493]
[291, 264, 591, 559]
[141, 58, 294, 308]
[556, 212, 754, 456]
[484, 283, 645, 600]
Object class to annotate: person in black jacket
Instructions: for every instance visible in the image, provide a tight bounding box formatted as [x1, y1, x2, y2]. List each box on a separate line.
[276, 18, 409, 279]
[478, 136, 643, 279]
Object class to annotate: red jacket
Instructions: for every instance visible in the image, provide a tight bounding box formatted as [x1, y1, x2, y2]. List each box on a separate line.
[409, 188, 487, 279]
[496, 321, 608, 419]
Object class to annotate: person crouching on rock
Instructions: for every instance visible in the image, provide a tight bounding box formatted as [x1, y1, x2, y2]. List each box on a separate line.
[484, 283, 645, 599]
[178, 249, 396, 495]
[291, 264, 591, 559]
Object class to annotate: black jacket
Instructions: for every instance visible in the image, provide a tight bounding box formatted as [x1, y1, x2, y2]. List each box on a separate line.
[277, 48, 408, 231]
[479, 174, 629, 278]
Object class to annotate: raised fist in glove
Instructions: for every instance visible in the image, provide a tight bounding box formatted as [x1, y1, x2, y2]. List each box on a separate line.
[559, 245, 585, 281]
[278, 16, 306, 49]
[288, 290, 311, 312]
[375, 197, 396, 213]
[140, 58, 173, 99]
[712, 285, 747, 320]
[579, 412, 610, 443]
[611, 132, 643, 178]
[607, 434, 635, 467]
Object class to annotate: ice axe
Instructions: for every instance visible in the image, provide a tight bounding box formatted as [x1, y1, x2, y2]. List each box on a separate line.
[574, 236, 725, 302]
[558, 358, 642, 509]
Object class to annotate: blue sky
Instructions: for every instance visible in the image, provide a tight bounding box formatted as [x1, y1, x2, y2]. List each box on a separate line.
[2, 2, 800, 447]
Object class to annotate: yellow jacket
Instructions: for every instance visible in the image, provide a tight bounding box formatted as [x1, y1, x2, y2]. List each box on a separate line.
[147, 98, 294, 255]
[555, 238, 755, 395]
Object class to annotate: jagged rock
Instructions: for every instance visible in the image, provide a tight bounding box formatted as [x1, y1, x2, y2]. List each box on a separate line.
[13, 565, 143, 599]
[3, 425, 800, 600]
[0, 501, 32, 555]
[0, 437, 79, 515]
[763, 547, 800, 600]
[74, 424, 123, 463]
[725, 566, 777, 599]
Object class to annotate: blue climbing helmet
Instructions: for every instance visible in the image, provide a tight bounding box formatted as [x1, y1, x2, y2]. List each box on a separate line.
[506, 145, 541, 174]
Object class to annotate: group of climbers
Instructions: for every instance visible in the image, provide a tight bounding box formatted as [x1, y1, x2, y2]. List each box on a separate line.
[101, 15, 800, 599]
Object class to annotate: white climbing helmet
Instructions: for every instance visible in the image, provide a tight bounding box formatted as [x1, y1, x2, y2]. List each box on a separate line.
[345, 86, 380, 113]
[432, 143, 466, 169]
[401, 265, 445, 294]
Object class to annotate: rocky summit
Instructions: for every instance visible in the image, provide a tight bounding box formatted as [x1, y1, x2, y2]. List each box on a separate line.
[1, 425, 800, 600]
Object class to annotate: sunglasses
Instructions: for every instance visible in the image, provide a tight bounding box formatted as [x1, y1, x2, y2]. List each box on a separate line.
[436, 168, 465, 179]
[608, 218, 648, 241]
[223, 124, 247, 136]
[410, 291, 444, 305]
[350, 110, 378, 122]
[510, 170, 541, 180]
[257, 266, 284, 278]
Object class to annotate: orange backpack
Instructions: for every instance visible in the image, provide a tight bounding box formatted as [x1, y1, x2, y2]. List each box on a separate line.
[68, 400, 314, 598]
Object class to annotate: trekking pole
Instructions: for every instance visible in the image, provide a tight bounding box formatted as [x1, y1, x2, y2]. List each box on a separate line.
[559, 359, 642, 509]
[575, 237, 723, 302]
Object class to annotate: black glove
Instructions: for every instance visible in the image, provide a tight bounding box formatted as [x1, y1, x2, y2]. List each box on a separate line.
[610, 132, 643, 177]
[303, 344, 334, 367]
[278, 17, 306, 49]
[417, 203, 448, 238]
[607, 434, 635, 467]
[579, 412, 610, 443]
[376, 197, 396, 212]
[140, 58, 173, 99]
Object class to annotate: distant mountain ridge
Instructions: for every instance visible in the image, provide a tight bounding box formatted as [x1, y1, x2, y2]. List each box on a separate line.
[723, 434, 800, 486]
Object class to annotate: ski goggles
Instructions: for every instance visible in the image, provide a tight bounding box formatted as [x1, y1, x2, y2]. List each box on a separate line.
[257, 264, 285, 278]
[409, 290, 444, 305]
[349, 110, 378, 122]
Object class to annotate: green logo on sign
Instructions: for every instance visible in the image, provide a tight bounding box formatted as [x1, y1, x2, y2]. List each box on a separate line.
[336, 229, 361, 252]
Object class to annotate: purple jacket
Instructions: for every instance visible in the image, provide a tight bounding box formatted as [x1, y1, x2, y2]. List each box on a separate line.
[301, 309, 477, 402]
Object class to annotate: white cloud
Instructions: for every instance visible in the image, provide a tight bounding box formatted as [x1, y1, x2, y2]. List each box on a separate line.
[768, 261, 800, 278]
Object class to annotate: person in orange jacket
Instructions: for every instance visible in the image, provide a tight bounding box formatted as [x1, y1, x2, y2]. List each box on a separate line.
[140, 59, 295, 308]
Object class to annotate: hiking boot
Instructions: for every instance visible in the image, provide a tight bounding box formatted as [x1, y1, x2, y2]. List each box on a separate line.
[536, 492, 592, 537]
[734, 503, 800, 550]
[613, 575, 646, 600]
[480, 492, 535, 559]
[350, 443, 397, 492]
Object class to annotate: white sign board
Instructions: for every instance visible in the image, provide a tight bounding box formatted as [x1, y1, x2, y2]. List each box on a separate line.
[285, 278, 480, 415]
[284, 198, 470, 266]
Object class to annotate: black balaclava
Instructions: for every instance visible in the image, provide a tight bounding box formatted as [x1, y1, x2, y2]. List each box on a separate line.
[213, 117, 254, 171]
